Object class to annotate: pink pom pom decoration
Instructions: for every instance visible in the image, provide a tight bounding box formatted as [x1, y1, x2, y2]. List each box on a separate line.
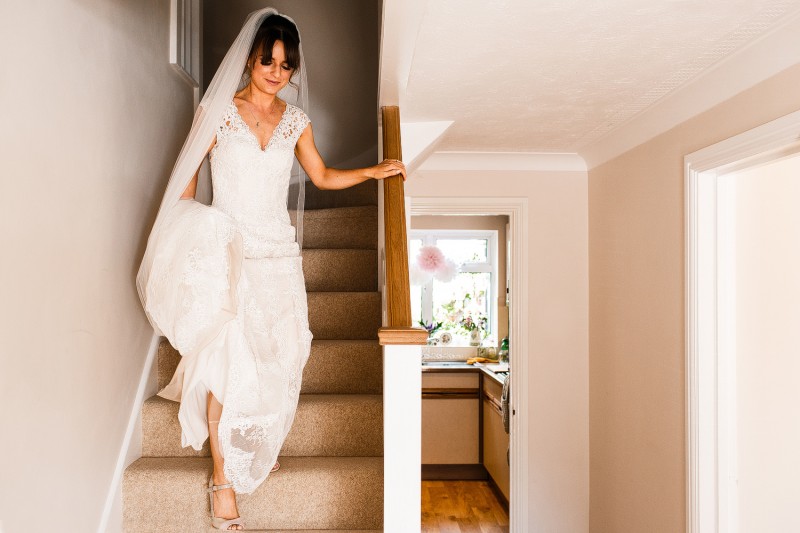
[433, 258, 458, 283]
[416, 245, 446, 272]
[409, 262, 433, 285]
[409, 245, 461, 285]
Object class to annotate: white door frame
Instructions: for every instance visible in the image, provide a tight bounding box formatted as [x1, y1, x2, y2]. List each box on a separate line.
[410, 196, 529, 532]
[684, 109, 800, 533]
[169, 0, 203, 103]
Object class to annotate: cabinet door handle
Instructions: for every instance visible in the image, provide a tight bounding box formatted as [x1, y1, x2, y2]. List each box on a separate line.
[482, 391, 503, 416]
[423, 387, 480, 399]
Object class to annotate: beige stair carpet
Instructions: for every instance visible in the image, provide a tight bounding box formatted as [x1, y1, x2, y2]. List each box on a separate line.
[124, 202, 384, 531]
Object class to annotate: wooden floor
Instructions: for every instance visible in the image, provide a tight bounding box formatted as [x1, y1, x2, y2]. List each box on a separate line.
[421, 480, 510, 532]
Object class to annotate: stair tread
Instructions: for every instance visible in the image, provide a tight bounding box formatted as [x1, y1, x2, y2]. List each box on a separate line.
[124, 456, 383, 530]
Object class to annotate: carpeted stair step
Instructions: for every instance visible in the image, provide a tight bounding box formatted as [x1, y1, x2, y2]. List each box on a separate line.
[302, 248, 377, 291]
[142, 394, 383, 458]
[300, 340, 382, 394]
[158, 339, 382, 394]
[307, 292, 381, 339]
[123, 456, 383, 531]
[299, 206, 378, 249]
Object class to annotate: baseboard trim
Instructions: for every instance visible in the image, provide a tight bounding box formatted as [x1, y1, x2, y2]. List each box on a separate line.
[485, 471, 510, 512]
[422, 463, 488, 480]
[97, 332, 161, 533]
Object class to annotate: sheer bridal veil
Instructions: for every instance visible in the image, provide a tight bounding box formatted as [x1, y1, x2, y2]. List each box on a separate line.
[136, 7, 309, 345]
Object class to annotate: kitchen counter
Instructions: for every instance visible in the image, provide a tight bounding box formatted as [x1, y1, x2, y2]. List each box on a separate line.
[421, 361, 508, 385]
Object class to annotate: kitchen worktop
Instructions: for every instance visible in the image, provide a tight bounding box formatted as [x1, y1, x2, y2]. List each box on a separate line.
[421, 361, 509, 385]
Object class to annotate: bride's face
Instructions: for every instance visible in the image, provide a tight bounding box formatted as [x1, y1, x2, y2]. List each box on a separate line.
[250, 40, 294, 95]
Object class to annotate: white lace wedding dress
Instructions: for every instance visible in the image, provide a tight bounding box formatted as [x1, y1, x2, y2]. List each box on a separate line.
[155, 100, 313, 494]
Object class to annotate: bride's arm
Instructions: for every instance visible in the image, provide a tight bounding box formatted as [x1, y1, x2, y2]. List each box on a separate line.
[180, 136, 218, 199]
[295, 124, 406, 190]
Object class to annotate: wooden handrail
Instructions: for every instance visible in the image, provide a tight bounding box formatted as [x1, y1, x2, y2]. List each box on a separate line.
[379, 106, 428, 346]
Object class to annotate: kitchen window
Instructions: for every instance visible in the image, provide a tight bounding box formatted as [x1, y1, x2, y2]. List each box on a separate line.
[409, 229, 498, 346]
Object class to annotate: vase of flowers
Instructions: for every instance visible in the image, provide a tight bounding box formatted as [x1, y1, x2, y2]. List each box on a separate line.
[460, 314, 487, 346]
[469, 328, 481, 346]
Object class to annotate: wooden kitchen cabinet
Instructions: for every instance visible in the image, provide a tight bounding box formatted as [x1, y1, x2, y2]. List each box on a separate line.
[421, 372, 480, 465]
[482, 374, 510, 500]
[420, 365, 511, 502]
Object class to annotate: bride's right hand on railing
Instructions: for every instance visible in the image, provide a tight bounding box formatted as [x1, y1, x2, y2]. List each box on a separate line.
[371, 158, 407, 182]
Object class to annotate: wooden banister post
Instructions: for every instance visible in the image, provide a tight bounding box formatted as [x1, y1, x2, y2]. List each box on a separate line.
[381, 106, 415, 329]
[379, 106, 427, 532]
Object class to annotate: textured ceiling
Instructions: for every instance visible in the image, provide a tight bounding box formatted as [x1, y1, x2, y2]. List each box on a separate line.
[402, 0, 800, 152]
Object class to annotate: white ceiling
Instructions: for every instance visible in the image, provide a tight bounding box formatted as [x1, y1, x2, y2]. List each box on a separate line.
[386, 0, 800, 155]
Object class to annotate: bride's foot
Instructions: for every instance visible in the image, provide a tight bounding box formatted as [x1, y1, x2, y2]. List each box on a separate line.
[209, 472, 243, 530]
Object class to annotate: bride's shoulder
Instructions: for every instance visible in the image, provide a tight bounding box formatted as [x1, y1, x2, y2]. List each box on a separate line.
[216, 99, 244, 136]
[285, 103, 311, 130]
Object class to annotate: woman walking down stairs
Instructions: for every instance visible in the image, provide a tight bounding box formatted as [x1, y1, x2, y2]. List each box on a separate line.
[123, 201, 386, 531]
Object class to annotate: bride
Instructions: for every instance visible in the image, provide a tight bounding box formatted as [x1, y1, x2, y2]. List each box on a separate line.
[136, 8, 404, 531]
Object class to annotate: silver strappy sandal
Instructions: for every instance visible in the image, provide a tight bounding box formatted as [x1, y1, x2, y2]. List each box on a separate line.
[207, 477, 245, 530]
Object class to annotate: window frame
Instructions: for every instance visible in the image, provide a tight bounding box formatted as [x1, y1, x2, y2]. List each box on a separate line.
[409, 229, 499, 344]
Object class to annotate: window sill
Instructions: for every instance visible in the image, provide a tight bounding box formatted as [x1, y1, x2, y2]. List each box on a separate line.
[421, 346, 478, 361]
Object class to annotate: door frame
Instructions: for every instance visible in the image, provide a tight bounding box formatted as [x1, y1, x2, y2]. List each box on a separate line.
[684, 109, 800, 533]
[410, 196, 529, 532]
[169, 0, 203, 102]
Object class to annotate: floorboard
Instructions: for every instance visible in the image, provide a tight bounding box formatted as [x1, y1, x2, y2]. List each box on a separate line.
[421, 480, 509, 533]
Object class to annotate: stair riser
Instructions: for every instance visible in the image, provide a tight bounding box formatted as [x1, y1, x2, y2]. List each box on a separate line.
[300, 207, 378, 249]
[123, 457, 383, 530]
[302, 249, 378, 292]
[158, 340, 383, 394]
[142, 395, 383, 458]
[303, 179, 377, 210]
[300, 340, 382, 394]
[307, 292, 382, 340]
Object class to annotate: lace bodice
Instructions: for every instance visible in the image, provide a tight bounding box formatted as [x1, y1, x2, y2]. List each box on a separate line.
[209, 100, 310, 258]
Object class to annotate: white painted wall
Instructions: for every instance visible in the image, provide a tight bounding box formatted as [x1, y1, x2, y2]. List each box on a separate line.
[0, 0, 195, 530]
[406, 167, 589, 532]
[731, 153, 800, 532]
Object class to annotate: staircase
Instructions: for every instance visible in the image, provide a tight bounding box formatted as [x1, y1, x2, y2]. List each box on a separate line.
[123, 198, 385, 531]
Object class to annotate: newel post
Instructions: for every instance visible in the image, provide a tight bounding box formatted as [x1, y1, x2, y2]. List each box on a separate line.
[379, 106, 428, 532]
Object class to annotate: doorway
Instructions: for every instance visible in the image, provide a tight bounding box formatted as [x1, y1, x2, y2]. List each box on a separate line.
[685, 110, 800, 533]
[411, 197, 529, 533]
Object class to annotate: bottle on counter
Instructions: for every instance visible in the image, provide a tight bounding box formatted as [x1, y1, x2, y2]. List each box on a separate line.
[499, 337, 509, 363]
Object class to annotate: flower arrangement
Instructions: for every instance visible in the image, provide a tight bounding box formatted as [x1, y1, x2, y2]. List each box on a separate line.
[418, 319, 443, 336]
[459, 313, 487, 333]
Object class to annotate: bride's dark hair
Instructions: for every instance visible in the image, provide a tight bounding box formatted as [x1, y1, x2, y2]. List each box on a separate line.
[247, 14, 301, 74]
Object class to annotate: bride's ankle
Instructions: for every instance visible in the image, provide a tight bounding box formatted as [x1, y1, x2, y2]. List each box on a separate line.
[212, 470, 232, 487]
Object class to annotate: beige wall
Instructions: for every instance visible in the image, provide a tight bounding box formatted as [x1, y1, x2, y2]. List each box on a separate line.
[407, 169, 589, 532]
[0, 0, 194, 530]
[588, 63, 800, 532]
[731, 154, 800, 531]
